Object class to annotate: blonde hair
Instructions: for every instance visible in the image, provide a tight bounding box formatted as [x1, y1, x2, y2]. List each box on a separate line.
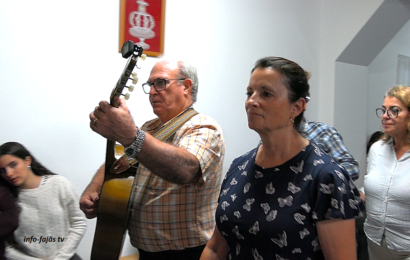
[384, 85, 410, 143]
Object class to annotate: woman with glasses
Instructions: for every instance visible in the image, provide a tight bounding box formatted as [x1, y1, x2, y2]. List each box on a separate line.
[200, 56, 364, 260]
[364, 85, 410, 260]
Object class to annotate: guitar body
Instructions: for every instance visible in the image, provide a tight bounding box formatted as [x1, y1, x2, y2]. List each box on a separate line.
[91, 174, 134, 260]
[91, 41, 144, 260]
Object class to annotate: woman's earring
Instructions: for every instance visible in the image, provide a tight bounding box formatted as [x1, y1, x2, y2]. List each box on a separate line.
[290, 114, 296, 124]
[27, 165, 31, 170]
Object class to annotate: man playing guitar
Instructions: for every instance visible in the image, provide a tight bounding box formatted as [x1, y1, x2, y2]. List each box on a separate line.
[81, 56, 225, 260]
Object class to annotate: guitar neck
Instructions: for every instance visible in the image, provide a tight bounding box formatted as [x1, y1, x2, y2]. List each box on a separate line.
[91, 41, 143, 260]
[104, 140, 116, 180]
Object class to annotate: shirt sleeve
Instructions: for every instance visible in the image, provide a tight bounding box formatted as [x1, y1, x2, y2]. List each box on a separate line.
[316, 126, 360, 181]
[311, 165, 364, 222]
[176, 116, 225, 182]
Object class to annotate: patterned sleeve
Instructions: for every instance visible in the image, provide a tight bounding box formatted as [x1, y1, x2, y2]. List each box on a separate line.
[316, 126, 359, 181]
[311, 164, 364, 222]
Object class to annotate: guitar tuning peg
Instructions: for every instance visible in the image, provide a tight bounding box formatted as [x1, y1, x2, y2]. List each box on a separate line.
[123, 93, 130, 100]
[128, 85, 135, 92]
[132, 72, 137, 77]
[141, 54, 147, 60]
[132, 77, 138, 84]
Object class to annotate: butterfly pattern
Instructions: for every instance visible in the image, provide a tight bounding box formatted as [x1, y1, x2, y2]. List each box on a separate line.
[249, 221, 260, 235]
[290, 160, 304, 174]
[221, 187, 230, 196]
[299, 228, 310, 239]
[220, 214, 228, 223]
[266, 209, 277, 222]
[313, 159, 324, 166]
[260, 203, 270, 214]
[271, 231, 287, 247]
[243, 198, 255, 211]
[216, 142, 365, 259]
[255, 170, 264, 179]
[287, 182, 301, 194]
[266, 182, 275, 194]
[278, 196, 293, 207]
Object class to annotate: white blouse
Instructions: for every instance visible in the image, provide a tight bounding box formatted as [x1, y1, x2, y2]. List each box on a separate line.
[364, 139, 410, 252]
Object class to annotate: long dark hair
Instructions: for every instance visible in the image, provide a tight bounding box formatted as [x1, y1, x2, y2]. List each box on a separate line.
[252, 57, 310, 130]
[366, 131, 384, 155]
[0, 142, 56, 196]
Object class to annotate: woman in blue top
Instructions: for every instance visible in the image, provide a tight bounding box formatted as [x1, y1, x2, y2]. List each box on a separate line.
[364, 85, 410, 260]
[201, 57, 364, 260]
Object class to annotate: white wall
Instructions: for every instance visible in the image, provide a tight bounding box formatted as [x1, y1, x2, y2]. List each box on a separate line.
[0, 0, 386, 258]
[334, 62, 369, 189]
[318, 0, 383, 124]
[368, 19, 410, 136]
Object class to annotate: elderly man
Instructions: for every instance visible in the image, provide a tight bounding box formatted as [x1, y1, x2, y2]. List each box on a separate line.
[81, 57, 225, 260]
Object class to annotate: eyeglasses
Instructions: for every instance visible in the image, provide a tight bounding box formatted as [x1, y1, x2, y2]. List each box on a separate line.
[142, 78, 186, 94]
[375, 108, 401, 119]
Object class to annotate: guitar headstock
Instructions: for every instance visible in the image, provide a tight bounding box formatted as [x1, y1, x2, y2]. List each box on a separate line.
[110, 41, 146, 107]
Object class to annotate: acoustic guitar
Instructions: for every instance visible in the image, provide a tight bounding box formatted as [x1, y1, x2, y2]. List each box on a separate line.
[91, 41, 145, 260]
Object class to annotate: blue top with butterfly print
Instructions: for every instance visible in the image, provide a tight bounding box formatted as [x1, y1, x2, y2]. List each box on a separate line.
[216, 141, 365, 260]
